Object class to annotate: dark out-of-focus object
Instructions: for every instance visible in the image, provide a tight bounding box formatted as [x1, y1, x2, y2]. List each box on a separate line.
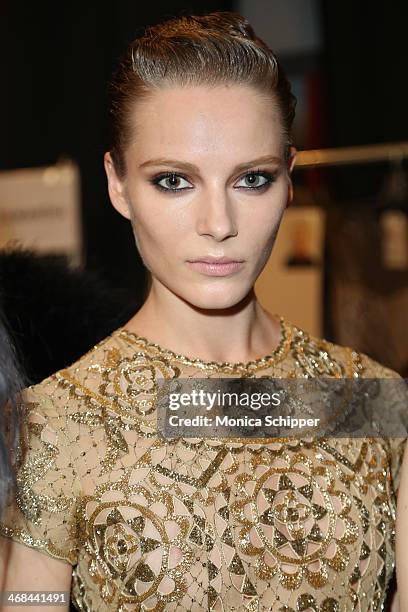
[0, 313, 24, 516]
[326, 160, 408, 376]
[0, 248, 144, 385]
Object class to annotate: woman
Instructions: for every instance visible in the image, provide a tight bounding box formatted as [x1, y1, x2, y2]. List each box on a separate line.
[0, 11, 406, 611]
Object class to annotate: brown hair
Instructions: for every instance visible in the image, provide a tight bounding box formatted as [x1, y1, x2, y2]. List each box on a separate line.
[108, 11, 297, 178]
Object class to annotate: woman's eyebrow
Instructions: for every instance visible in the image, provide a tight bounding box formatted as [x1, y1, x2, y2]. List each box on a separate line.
[139, 155, 283, 173]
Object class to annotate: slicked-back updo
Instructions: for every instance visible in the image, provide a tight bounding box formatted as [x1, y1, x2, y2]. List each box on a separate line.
[108, 11, 297, 179]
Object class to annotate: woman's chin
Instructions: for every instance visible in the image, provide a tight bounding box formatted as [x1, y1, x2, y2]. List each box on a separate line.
[179, 285, 251, 311]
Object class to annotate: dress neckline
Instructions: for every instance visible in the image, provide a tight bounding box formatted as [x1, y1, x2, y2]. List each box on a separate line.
[116, 314, 293, 373]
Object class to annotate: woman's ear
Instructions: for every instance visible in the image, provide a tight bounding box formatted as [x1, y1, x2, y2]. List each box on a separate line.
[286, 146, 297, 208]
[104, 152, 131, 220]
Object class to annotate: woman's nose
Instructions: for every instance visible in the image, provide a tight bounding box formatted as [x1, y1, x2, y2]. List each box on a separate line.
[196, 189, 238, 241]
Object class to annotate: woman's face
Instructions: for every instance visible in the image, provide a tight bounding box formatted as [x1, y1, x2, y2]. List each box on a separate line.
[105, 84, 296, 310]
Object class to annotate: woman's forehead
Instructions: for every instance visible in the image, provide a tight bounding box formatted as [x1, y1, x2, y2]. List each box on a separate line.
[133, 83, 281, 124]
[128, 84, 284, 160]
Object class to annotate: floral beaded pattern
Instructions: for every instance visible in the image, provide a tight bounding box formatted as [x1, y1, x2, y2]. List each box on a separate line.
[0, 317, 405, 611]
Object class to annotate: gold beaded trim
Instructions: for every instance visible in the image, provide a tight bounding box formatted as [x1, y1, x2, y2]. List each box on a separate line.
[117, 315, 293, 374]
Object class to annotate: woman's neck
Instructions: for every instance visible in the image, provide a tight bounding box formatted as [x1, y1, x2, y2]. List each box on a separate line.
[123, 282, 282, 363]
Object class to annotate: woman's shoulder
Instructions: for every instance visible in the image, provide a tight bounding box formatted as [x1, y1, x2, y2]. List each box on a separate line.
[19, 327, 156, 454]
[23, 329, 126, 407]
[285, 320, 407, 493]
[286, 318, 402, 379]
[0, 334, 127, 565]
[12, 329, 139, 502]
[14, 331, 132, 465]
[322, 337, 401, 379]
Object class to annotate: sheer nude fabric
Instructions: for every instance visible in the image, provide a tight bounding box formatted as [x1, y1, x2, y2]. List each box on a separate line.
[0, 316, 406, 611]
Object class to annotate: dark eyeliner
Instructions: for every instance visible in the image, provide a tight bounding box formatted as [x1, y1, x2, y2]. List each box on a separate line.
[149, 172, 192, 193]
[149, 168, 277, 193]
[237, 169, 277, 191]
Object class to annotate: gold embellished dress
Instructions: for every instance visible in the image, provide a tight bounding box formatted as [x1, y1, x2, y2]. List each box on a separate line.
[0, 316, 406, 612]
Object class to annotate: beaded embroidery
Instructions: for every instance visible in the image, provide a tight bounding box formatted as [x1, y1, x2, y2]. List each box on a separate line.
[0, 317, 405, 611]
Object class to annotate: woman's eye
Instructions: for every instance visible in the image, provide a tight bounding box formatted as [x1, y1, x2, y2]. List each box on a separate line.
[152, 170, 274, 192]
[235, 171, 273, 190]
[153, 173, 193, 191]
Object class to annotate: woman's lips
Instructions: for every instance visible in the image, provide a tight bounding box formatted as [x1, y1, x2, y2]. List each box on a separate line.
[186, 260, 244, 276]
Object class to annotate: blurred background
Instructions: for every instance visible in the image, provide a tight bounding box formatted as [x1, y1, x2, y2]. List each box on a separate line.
[0, 0, 407, 376]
